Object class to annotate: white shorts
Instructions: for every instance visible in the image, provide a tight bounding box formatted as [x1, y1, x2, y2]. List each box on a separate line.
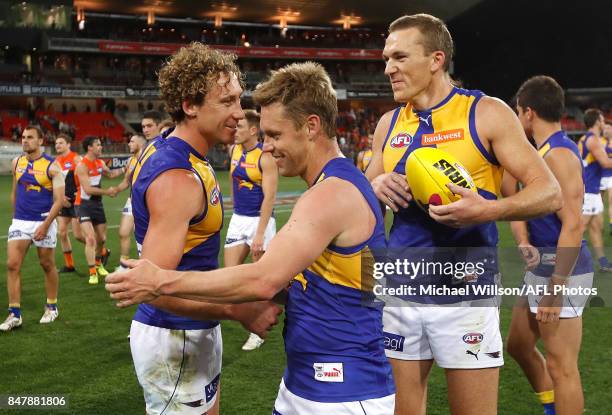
[524, 271, 594, 318]
[224, 213, 276, 249]
[8, 218, 57, 248]
[582, 192, 604, 216]
[272, 379, 395, 415]
[382, 304, 504, 369]
[130, 321, 222, 415]
[122, 197, 132, 216]
[600, 176, 612, 191]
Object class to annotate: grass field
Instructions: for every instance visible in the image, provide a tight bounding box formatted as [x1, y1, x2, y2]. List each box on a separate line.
[1, 172, 611, 415]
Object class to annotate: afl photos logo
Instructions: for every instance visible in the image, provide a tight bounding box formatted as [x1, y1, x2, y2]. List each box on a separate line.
[389, 133, 413, 148]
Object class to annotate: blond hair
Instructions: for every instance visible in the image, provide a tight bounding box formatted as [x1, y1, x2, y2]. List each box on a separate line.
[389, 14, 454, 71]
[158, 42, 243, 123]
[252, 62, 337, 138]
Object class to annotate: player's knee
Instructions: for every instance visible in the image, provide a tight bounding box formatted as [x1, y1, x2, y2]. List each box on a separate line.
[85, 234, 96, 247]
[7, 257, 21, 273]
[39, 258, 55, 273]
[546, 355, 578, 382]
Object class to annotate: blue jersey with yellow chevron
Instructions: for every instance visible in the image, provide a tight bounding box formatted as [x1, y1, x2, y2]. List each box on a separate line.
[131, 136, 223, 330]
[578, 132, 602, 194]
[602, 136, 612, 178]
[382, 87, 502, 303]
[527, 131, 593, 277]
[230, 143, 265, 216]
[283, 157, 394, 403]
[14, 154, 55, 221]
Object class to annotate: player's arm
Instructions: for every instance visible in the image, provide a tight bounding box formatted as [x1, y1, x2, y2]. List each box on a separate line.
[75, 163, 115, 197]
[546, 148, 584, 278]
[10, 157, 18, 211]
[368, 109, 411, 212]
[136, 170, 280, 332]
[101, 162, 123, 179]
[429, 97, 562, 226]
[115, 163, 134, 193]
[502, 171, 540, 269]
[586, 135, 612, 168]
[107, 179, 365, 305]
[251, 152, 278, 260]
[33, 162, 65, 240]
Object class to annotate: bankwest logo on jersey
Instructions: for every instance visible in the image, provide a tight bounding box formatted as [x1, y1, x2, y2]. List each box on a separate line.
[421, 129, 464, 145]
[313, 363, 344, 382]
[240, 162, 256, 169]
[390, 133, 413, 148]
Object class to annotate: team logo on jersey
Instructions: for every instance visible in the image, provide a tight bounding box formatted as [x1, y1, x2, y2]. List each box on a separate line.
[313, 363, 344, 383]
[421, 129, 464, 145]
[231, 159, 239, 167]
[65, 162, 72, 169]
[16, 167, 25, 174]
[463, 333, 483, 344]
[25, 184, 42, 192]
[389, 133, 413, 148]
[210, 185, 221, 205]
[383, 331, 405, 352]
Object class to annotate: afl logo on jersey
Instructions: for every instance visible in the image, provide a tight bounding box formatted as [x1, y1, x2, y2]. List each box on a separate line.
[210, 185, 221, 206]
[390, 133, 413, 148]
[463, 333, 483, 345]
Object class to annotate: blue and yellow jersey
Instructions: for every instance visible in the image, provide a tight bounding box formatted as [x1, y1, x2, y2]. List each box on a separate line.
[382, 87, 502, 303]
[14, 154, 55, 221]
[230, 143, 265, 216]
[577, 132, 602, 194]
[527, 131, 593, 276]
[131, 136, 224, 330]
[283, 157, 394, 402]
[601, 136, 612, 178]
[360, 148, 372, 172]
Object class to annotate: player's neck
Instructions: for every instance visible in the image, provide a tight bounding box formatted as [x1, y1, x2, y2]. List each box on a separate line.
[588, 127, 600, 136]
[85, 153, 97, 161]
[57, 150, 69, 157]
[302, 137, 343, 187]
[410, 74, 454, 111]
[531, 121, 562, 147]
[242, 138, 259, 152]
[26, 149, 42, 161]
[172, 124, 210, 156]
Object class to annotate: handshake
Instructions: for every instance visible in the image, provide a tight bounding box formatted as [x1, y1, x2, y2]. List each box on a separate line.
[105, 186, 119, 198]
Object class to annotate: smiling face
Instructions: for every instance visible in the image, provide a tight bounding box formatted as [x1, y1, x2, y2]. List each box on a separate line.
[192, 72, 244, 146]
[260, 102, 309, 177]
[55, 137, 70, 155]
[383, 27, 438, 104]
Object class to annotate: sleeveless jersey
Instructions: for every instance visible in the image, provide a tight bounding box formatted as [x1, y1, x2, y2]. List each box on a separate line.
[283, 157, 395, 402]
[601, 136, 612, 178]
[75, 157, 105, 204]
[230, 143, 265, 216]
[14, 154, 55, 221]
[360, 149, 372, 172]
[131, 136, 223, 330]
[56, 151, 78, 201]
[382, 87, 502, 304]
[577, 132, 602, 194]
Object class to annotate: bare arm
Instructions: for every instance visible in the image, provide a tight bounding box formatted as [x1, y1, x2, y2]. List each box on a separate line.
[429, 97, 562, 226]
[115, 163, 134, 193]
[251, 152, 278, 259]
[75, 163, 111, 196]
[107, 178, 375, 305]
[356, 151, 364, 171]
[102, 162, 123, 179]
[502, 171, 531, 245]
[586, 135, 612, 169]
[10, 157, 17, 211]
[367, 109, 411, 212]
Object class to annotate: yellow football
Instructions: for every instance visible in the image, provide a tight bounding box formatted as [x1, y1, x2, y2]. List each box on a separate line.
[405, 147, 477, 211]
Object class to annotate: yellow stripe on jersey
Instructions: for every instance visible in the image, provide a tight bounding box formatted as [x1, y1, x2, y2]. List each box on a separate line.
[183, 154, 223, 254]
[15, 156, 53, 191]
[538, 143, 551, 157]
[132, 145, 157, 186]
[306, 247, 374, 290]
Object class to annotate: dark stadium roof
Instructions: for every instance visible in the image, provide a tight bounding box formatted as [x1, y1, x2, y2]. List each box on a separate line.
[73, 0, 484, 26]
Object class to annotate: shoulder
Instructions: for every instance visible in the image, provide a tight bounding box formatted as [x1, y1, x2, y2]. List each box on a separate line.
[146, 169, 203, 215]
[375, 108, 401, 132]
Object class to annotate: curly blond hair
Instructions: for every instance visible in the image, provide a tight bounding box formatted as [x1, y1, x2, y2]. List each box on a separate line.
[158, 42, 243, 123]
[252, 62, 337, 138]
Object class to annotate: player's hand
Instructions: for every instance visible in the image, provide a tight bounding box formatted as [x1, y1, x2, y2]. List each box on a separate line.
[536, 292, 562, 323]
[107, 186, 118, 197]
[62, 196, 71, 208]
[428, 184, 493, 227]
[105, 258, 163, 307]
[32, 224, 49, 241]
[251, 234, 264, 262]
[518, 243, 540, 270]
[371, 172, 412, 212]
[230, 301, 282, 339]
